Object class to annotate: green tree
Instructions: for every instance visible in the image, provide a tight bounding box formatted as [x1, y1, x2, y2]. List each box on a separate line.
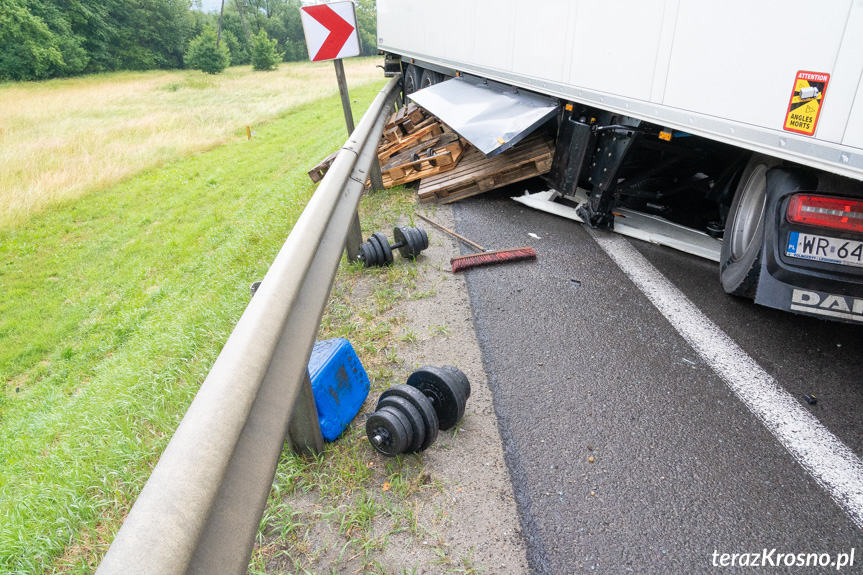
[185, 27, 230, 74]
[0, 0, 64, 81]
[112, 0, 195, 71]
[355, 0, 377, 56]
[250, 28, 282, 71]
[222, 29, 248, 66]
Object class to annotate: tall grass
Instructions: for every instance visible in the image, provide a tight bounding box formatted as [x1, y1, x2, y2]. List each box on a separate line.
[0, 73, 387, 572]
[0, 59, 381, 226]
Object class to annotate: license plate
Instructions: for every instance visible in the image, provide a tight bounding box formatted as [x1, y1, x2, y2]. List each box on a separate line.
[786, 231, 863, 268]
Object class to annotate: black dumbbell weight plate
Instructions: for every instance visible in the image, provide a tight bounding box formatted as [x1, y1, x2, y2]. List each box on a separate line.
[441, 365, 471, 400]
[377, 395, 426, 452]
[379, 384, 439, 451]
[373, 232, 393, 265]
[393, 226, 411, 259]
[408, 227, 426, 258]
[405, 227, 421, 258]
[407, 366, 467, 431]
[368, 234, 385, 267]
[359, 242, 374, 267]
[366, 406, 410, 456]
[417, 227, 429, 251]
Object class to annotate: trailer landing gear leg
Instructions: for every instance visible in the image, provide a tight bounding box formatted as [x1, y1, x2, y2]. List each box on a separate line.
[577, 197, 615, 229]
[576, 118, 641, 230]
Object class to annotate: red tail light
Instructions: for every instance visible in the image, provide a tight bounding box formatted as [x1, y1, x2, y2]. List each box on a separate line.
[786, 194, 863, 233]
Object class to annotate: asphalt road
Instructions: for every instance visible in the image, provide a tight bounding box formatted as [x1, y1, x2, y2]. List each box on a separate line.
[451, 185, 863, 574]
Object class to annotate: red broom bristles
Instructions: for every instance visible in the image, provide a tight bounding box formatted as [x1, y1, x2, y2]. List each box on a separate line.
[450, 247, 537, 273]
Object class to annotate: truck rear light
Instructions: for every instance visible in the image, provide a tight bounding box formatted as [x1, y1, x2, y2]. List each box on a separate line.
[786, 194, 863, 233]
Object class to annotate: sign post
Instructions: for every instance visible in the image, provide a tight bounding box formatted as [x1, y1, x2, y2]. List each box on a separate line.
[301, 1, 385, 262]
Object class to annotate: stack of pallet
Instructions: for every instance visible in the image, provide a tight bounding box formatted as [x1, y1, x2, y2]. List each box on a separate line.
[308, 103, 556, 205]
[378, 103, 467, 188]
[417, 132, 555, 204]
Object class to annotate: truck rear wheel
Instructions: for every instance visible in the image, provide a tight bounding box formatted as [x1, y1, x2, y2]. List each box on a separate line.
[420, 69, 442, 89]
[404, 64, 421, 95]
[719, 153, 781, 298]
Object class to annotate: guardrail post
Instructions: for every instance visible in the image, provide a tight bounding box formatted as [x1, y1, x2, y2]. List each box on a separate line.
[346, 213, 363, 263]
[369, 157, 385, 192]
[288, 371, 325, 456]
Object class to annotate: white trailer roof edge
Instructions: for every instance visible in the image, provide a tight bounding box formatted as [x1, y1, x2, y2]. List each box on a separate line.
[384, 49, 863, 182]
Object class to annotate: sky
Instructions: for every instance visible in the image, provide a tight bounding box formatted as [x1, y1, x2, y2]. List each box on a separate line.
[197, 0, 222, 13]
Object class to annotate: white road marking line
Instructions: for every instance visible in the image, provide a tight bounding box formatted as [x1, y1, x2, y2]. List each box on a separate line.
[591, 231, 863, 529]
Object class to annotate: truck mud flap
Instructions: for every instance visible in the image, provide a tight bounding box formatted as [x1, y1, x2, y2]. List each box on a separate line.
[408, 75, 559, 158]
[754, 167, 863, 323]
[512, 190, 722, 262]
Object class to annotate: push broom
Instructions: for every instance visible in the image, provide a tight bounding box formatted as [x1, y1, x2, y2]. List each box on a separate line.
[415, 213, 537, 273]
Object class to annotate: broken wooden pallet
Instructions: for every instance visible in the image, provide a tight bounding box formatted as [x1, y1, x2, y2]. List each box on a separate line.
[378, 118, 444, 164]
[385, 102, 425, 132]
[383, 102, 427, 142]
[307, 149, 339, 183]
[381, 133, 467, 188]
[417, 132, 555, 204]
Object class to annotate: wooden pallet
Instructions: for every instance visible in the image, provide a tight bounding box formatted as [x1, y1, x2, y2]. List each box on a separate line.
[381, 133, 466, 188]
[417, 132, 555, 204]
[378, 118, 444, 164]
[307, 149, 340, 183]
[385, 102, 425, 132]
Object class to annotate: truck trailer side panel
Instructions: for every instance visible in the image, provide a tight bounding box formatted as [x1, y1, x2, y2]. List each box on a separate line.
[377, 0, 863, 181]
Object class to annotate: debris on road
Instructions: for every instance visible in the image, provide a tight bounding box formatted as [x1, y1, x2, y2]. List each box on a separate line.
[309, 338, 370, 442]
[381, 132, 467, 188]
[804, 394, 818, 405]
[377, 103, 464, 175]
[366, 365, 471, 456]
[357, 226, 429, 267]
[307, 149, 340, 183]
[415, 212, 537, 273]
[417, 131, 554, 204]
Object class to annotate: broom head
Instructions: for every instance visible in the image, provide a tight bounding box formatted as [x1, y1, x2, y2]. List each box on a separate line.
[451, 247, 537, 273]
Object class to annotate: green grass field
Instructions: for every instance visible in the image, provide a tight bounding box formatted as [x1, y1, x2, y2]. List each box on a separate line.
[0, 59, 382, 226]
[0, 67, 392, 572]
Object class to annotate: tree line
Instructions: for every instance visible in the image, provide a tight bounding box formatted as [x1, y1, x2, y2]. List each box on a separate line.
[0, 0, 378, 82]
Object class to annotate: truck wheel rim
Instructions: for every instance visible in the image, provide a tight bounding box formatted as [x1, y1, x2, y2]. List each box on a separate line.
[730, 164, 768, 260]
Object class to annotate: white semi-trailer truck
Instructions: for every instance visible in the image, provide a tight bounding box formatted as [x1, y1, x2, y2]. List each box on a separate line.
[376, 0, 863, 324]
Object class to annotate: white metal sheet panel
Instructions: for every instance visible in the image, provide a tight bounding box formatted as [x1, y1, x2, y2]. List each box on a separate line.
[473, 0, 517, 72]
[407, 77, 559, 156]
[663, 0, 851, 132]
[843, 76, 863, 149]
[569, 0, 666, 101]
[511, 0, 571, 83]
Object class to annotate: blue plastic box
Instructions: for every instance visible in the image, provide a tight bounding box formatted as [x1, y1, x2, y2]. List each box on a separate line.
[308, 338, 370, 442]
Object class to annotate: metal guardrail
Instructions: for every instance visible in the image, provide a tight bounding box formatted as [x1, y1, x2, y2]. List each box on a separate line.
[96, 74, 401, 575]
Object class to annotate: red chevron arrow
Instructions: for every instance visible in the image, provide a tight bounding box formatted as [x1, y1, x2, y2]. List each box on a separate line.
[303, 4, 355, 61]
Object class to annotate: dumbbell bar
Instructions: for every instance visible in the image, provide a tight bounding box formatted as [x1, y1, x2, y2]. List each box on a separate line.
[358, 226, 429, 267]
[366, 365, 471, 457]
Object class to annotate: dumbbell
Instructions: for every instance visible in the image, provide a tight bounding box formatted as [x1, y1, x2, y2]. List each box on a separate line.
[358, 226, 429, 267]
[366, 365, 471, 457]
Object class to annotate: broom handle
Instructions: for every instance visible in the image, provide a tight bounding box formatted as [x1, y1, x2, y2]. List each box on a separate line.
[415, 213, 486, 252]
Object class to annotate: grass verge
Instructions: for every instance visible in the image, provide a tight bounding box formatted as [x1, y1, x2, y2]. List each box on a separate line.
[247, 192, 487, 575]
[0, 58, 382, 226]
[0, 77, 388, 573]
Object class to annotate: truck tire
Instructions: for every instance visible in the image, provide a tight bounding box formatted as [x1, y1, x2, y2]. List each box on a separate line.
[719, 153, 781, 298]
[404, 64, 421, 95]
[420, 69, 442, 89]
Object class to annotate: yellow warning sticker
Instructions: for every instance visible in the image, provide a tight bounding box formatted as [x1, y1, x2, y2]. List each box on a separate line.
[783, 70, 830, 137]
